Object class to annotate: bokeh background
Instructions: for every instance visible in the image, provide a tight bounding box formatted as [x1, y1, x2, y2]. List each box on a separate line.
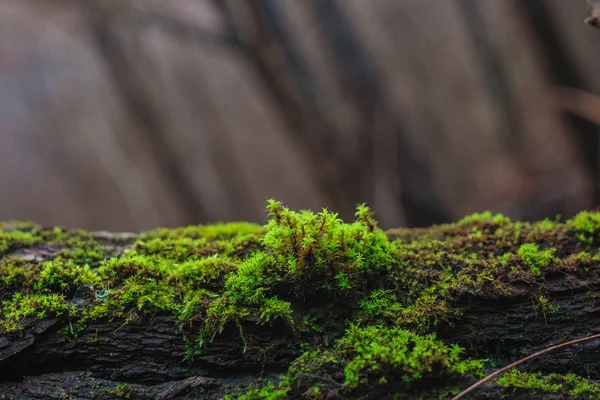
[2, 0, 600, 232]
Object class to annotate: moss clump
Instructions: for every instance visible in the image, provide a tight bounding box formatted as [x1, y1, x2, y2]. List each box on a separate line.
[135, 222, 265, 261]
[0, 258, 37, 294]
[1, 292, 76, 333]
[168, 255, 239, 291]
[517, 243, 555, 276]
[571, 210, 600, 235]
[262, 200, 394, 299]
[457, 211, 511, 226]
[570, 210, 600, 244]
[196, 202, 395, 354]
[0, 229, 38, 253]
[497, 370, 600, 399]
[35, 258, 100, 294]
[238, 325, 485, 399]
[196, 252, 294, 356]
[112, 383, 134, 398]
[338, 325, 484, 389]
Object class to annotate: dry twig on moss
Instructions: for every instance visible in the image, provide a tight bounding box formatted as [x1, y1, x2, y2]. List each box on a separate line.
[451, 332, 600, 400]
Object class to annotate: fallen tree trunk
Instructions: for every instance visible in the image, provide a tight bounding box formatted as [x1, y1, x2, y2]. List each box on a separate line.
[1, 204, 600, 399]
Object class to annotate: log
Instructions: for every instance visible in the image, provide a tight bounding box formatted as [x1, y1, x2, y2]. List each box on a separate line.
[1, 202, 600, 399]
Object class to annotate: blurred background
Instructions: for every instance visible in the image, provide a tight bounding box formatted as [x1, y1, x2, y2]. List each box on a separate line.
[2, 0, 600, 232]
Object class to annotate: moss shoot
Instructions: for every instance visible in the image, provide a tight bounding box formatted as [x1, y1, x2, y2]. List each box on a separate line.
[2, 205, 600, 398]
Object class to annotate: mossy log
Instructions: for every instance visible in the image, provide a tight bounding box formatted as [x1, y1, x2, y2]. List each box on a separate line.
[1, 203, 600, 399]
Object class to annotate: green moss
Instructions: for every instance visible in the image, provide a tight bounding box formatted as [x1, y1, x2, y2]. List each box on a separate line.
[536, 218, 557, 231]
[58, 246, 108, 266]
[0, 228, 39, 252]
[97, 253, 168, 284]
[500, 252, 514, 267]
[536, 295, 559, 324]
[238, 325, 485, 399]
[337, 325, 484, 389]
[457, 211, 510, 226]
[142, 222, 265, 241]
[517, 243, 555, 276]
[0, 222, 111, 260]
[357, 287, 455, 331]
[35, 258, 100, 293]
[4, 204, 600, 399]
[224, 381, 289, 400]
[0, 292, 76, 333]
[168, 255, 238, 291]
[497, 370, 600, 399]
[112, 383, 134, 398]
[192, 201, 397, 356]
[571, 211, 600, 234]
[193, 252, 292, 356]
[0, 258, 37, 292]
[136, 222, 265, 261]
[262, 200, 394, 299]
[570, 210, 600, 244]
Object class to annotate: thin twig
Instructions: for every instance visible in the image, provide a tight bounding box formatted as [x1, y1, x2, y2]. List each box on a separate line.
[451, 333, 600, 400]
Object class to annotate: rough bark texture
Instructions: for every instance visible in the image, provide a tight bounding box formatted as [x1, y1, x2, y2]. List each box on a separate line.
[1, 208, 600, 399]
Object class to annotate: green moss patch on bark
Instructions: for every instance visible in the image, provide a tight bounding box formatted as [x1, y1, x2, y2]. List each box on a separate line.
[2, 205, 600, 398]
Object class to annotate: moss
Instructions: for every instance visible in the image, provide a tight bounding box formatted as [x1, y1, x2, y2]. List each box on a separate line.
[112, 383, 134, 398]
[457, 211, 510, 226]
[168, 255, 238, 291]
[337, 325, 485, 389]
[497, 370, 600, 399]
[0, 258, 38, 293]
[261, 200, 394, 300]
[197, 252, 290, 349]
[142, 221, 265, 241]
[535, 295, 559, 324]
[238, 325, 485, 399]
[0, 292, 76, 333]
[190, 201, 397, 356]
[536, 218, 557, 231]
[35, 258, 100, 294]
[135, 222, 265, 261]
[357, 288, 456, 331]
[57, 246, 108, 266]
[570, 210, 600, 244]
[0, 228, 39, 253]
[517, 243, 555, 276]
[4, 203, 600, 398]
[222, 381, 289, 400]
[571, 211, 600, 234]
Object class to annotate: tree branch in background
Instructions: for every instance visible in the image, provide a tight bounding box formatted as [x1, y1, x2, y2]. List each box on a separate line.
[585, 0, 600, 28]
[76, 0, 209, 224]
[553, 86, 600, 125]
[309, 0, 450, 227]
[209, 0, 451, 226]
[210, 0, 367, 219]
[517, 0, 600, 206]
